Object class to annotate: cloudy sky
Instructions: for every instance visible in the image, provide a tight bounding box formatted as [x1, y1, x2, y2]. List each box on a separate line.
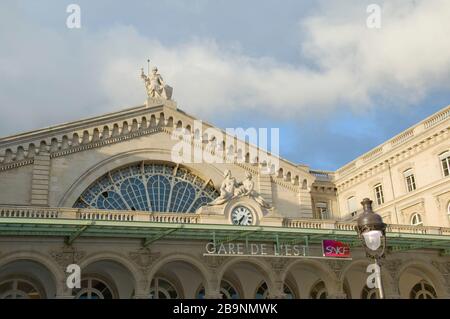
[1, 0, 449, 170]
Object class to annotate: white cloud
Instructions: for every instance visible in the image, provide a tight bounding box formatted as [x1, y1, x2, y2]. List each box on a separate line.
[1, 0, 450, 136]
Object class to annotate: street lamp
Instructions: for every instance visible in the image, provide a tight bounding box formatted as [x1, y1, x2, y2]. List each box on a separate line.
[356, 198, 387, 299]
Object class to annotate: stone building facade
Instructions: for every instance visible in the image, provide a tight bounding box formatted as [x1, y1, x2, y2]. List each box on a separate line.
[0, 79, 449, 299]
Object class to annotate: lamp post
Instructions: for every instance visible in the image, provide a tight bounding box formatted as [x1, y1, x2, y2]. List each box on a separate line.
[356, 198, 387, 299]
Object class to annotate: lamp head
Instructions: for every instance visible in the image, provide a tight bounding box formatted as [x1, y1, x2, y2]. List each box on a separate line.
[356, 198, 386, 236]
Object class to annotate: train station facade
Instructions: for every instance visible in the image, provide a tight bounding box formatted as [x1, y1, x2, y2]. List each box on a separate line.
[0, 76, 450, 299]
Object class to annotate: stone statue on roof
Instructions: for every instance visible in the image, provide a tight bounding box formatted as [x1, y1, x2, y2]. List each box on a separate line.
[141, 65, 173, 100]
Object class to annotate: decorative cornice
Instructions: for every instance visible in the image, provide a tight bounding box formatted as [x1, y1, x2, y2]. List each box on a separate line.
[0, 158, 33, 171]
[51, 127, 162, 158]
[337, 126, 450, 191]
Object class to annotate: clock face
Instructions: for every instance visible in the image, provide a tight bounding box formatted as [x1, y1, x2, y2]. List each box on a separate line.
[231, 206, 254, 226]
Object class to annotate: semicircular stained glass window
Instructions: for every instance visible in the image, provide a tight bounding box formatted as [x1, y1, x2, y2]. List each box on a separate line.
[73, 163, 219, 213]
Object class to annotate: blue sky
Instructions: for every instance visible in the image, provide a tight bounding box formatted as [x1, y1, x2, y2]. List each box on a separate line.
[1, 0, 450, 170]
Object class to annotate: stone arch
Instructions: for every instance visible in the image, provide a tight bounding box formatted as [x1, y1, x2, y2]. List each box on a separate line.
[57, 148, 224, 207]
[50, 138, 59, 152]
[79, 251, 142, 298]
[140, 117, 148, 129]
[92, 128, 100, 142]
[281, 259, 339, 298]
[277, 168, 283, 178]
[147, 253, 213, 296]
[121, 121, 129, 135]
[397, 259, 448, 298]
[27, 143, 36, 158]
[217, 257, 276, 298]
[16, 146, 25, 160]
[39, 140, 48, 153]
[131, 119, 139, 132]
[102, 126, 110, 139]
[0, 251, 65, 297]
[61, 135, 70, 149]
[339, 259, 394, 299]
[150, 114, 157, 127]
[285, 171, 291, 182]
[158, 112, 165, 126]
[81, 130, 90, 144]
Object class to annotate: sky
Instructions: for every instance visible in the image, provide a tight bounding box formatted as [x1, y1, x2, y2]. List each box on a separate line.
[1, 0, 450, 170]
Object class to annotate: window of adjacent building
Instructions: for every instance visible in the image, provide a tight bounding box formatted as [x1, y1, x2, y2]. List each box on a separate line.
[316, 202, 329, 220]
[411, 213, 423, 226]
[440, 151, 450, 177]
[374, 184, 384, 205]
[347, 196, 357, 215]
[410, 281, 437, 299]
[404, 169, 416, 192]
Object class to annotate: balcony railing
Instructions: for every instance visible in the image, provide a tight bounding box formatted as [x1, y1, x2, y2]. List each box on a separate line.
[1, 205, 450, 236]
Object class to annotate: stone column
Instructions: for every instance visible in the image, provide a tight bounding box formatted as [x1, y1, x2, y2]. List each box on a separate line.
[204, 278, 223, 299]
[268, 280, 287, 299]
[55, 279, 74, 299]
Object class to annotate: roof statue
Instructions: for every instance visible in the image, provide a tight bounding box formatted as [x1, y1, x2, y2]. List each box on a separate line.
[140, 63, 173, 100]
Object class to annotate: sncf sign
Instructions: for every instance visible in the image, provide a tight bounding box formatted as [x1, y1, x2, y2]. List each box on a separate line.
[322, 240, 351, 258]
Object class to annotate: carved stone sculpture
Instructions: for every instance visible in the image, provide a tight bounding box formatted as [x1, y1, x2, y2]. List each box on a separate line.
[207, 170, 271, 209]
[141, 66, 173, 100]
[235, 172, 272, 208]
[207, 170, 237, 206]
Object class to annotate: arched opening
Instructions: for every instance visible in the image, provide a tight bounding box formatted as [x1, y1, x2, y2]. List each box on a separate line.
[219, 260, 273, 299]
[76, 260, 136, 299]
[0, 259, 57, 299]
[342, 261, 374, 299]
[150, 259, 208, 299]
[398, 264, 443, 299]
[283, 261, 333, 299]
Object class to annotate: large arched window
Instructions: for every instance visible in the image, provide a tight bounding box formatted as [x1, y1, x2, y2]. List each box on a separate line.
[74, 163, 219, 213]
[0, 278, 42, 299]
[149, 277, 179, 299]
[73, 277, 114, 299]
[410, 280, 437, 299]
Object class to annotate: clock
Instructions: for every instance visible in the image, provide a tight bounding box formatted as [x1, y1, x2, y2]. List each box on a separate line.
[231, 206, 254, 226]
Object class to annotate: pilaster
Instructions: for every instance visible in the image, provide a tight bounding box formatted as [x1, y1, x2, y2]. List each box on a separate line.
[31, 152, 50, 206]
